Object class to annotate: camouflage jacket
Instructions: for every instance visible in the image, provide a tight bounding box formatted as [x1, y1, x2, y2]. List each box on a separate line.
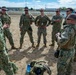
[51, 15, 63, 31]
[0, 18, 5, 50]
[19, 14, 34, 30]
[57, 24, 76, 49]
[1, 13, 11, 25]
[35, 15, 51, 27]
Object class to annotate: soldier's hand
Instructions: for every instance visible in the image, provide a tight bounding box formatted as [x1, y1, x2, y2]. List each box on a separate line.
[6, 24, 10, 28]
[3, 24, 8, 29]
[56, 19, 61, 22]
[56, 32, 60, 38]
[20, 28, 21, 31]
[20, 27, 22, 31]
[56, 32, 61, 42]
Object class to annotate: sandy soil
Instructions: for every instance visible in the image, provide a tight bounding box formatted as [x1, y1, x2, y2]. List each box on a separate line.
[0, 15, 76, 75]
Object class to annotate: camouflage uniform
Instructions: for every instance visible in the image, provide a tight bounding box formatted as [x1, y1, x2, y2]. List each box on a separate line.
[74, 26, 76, 61]
[0, 18, 18, 75]
[51, 15, 62, 46]
[19, 12, 35, 48]
[1, 7, 15, 49]
[35, 15, 51, 47]
[56, 14, 76, 75]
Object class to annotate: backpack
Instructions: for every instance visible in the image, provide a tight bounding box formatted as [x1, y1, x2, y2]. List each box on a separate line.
[25, 61, 51, 75]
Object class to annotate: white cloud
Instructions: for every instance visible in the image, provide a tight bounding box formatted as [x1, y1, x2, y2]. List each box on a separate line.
[33, 0, 41, 3]
[36, 0, 41, 3]
[58, 0, 76, 4]
[0, 0, 76, 9]
[0, 1, 31, 7]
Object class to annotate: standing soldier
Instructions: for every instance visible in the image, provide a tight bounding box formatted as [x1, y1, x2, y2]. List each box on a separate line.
[56, 14, 76, 75]
[49, 9, 63, 46]
[74, 11, 76, 62]
[35, 9, 51, 47]
[63, 8, 76, 62]
[1, 6, 16, 49]
[19, 7, 35, 49]
[0, 16, 18, 75]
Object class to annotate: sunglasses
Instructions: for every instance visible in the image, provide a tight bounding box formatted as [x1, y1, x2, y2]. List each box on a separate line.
[2, 9, 6, 11]
[67, 18, 73, 20]
[56, 11, 60, 12]
[66, 10, 70, 12]
[25, 10, 28, 11]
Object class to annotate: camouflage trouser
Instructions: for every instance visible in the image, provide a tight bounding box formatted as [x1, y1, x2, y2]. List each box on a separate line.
[57, 48, 75, 75]
[0, 50, 18, 75]
[37, 27, 47, 45]
[51, 30, 58, 45]
[51, 27, 61, 45]
[20, 28, 34, 47]
[4, 28, 14, 47]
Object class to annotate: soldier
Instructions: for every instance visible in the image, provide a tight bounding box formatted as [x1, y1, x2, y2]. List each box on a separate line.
[1, 6, 16, 49]
[63, 8, 76, 62]
[63, 8, 74, 25]
[49, 9, 63, 46]
[56, 14, 76, 75]
[19, 7, 35, 49]
[74, 13, 76, 62]
[35, 9, 51, 47]
[0, 16, 18, 75]
[74, 11, 76, 62]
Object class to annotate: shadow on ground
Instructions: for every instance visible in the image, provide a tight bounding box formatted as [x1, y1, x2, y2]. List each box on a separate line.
[9, 46, 46, 63]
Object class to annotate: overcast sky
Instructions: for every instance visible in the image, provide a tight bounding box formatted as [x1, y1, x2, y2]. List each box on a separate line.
[0, 0, 76, 9]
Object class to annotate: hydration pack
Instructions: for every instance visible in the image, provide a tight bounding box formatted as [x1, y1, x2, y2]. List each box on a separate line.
[25, 61, 51, 75]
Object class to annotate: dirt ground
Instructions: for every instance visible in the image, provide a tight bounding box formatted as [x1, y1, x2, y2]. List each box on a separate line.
[0, 15, 76, 75]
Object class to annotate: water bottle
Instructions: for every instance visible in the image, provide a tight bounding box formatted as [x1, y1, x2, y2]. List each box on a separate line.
[26, 64, 31, 72]
[25, 64, 31, 75]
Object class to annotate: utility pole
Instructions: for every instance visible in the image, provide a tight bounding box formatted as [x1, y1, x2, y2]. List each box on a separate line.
[45, 4, 47, 10]
[25, 0, 27, 7]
